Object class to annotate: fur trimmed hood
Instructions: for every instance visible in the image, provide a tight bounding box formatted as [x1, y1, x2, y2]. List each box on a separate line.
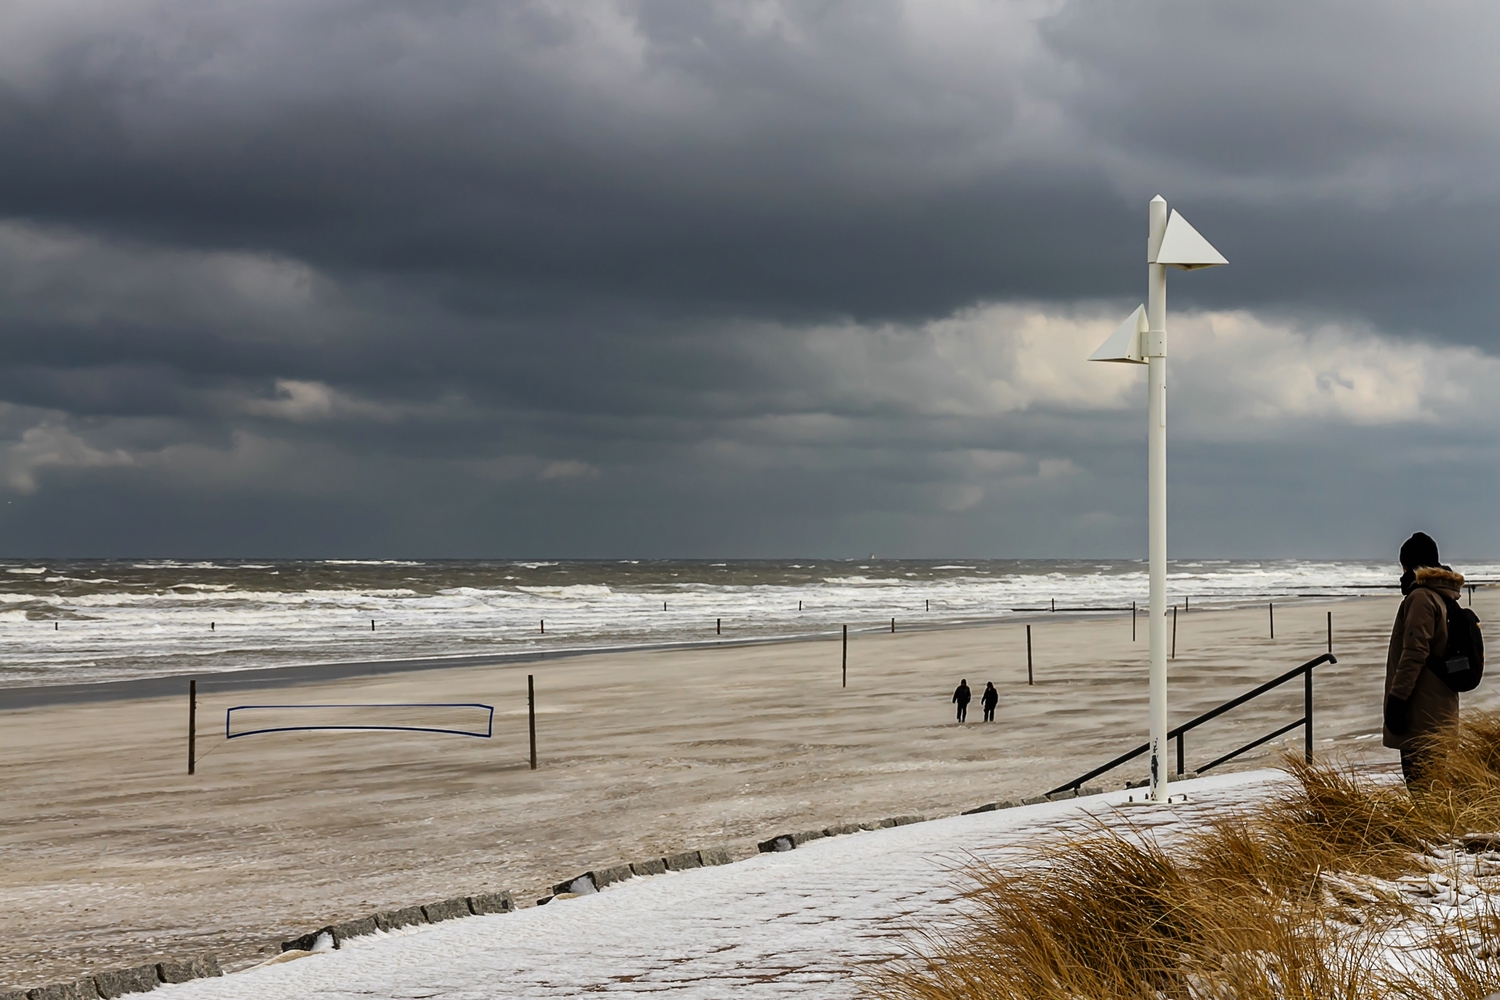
[1415, 565, 1465, 598]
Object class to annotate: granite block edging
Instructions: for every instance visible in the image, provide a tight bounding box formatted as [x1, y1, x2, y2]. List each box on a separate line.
[751, 778, 1111, 855]
[279, 890, 516, 953]
[14, 956, 222, 1000]
[541, 846, 736, 905]
[421, 898, 471, 924]
[92, 965, 161, 999]
[24, 981, 100, 1000]
[156, 957, 223, 985]
[375, 905, 427, 932]
[756, 813, 926, 854]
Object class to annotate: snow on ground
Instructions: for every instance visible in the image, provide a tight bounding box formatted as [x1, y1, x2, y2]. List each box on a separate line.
[147, 770, 1284, 1000]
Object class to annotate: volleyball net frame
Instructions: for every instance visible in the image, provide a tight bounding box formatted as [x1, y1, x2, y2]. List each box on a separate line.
[224, 702, 495, 740]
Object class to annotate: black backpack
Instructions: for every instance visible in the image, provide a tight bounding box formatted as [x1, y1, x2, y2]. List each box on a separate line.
[1429, 595, 1484, 693]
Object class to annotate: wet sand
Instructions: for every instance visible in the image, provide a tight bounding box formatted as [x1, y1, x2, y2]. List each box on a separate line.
[3, 592, 1496, 989]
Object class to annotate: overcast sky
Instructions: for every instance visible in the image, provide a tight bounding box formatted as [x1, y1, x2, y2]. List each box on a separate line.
[1, 0, 1497, 559]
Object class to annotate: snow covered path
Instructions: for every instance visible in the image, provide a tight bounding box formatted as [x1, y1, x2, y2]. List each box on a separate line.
[159, 772, 1282, 1000]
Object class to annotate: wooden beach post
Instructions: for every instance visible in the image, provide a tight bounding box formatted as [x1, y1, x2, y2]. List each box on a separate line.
[716, 618, 721, 635]
[1269, 602, 1275, 639]
[841, 625, 847, 688]
[890, 617, 895, 633]
[1132, 600, 1137, 641]
[528, 674, 537, 770]
[1327, 610, 1333, 655]
[187, 679, 196, 775]
[1026, 625, 1033, 686]
[1171, 606, 1178, 660]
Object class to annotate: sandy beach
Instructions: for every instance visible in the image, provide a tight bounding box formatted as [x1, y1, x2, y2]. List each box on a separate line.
[4, 591, 1497, 990]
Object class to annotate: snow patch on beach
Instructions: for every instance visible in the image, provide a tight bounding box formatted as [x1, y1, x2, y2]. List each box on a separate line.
[149, 772, 1283, 999]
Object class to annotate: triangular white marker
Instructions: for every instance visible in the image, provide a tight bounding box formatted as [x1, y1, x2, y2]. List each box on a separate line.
[1088, 304, 1149, 364]
[1151, 210, 1227, 270]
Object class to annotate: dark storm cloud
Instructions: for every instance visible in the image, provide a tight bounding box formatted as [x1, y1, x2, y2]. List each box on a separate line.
[0, 0, 1497, 556]
[3, 1, 1496, 327]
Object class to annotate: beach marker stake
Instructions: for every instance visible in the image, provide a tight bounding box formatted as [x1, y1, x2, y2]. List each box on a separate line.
[1327, 611, 1332, 655]
[1026, 625, 1033, 686]
[188, 679, 197, 775]
[1132, 601, 1137, 641]
[528, 674, 537, 770]
[717, 618, 721, 635]
[1269, 602, 1275, 639]
[540, 619, 545, 634]
[926, 599, 930, 612]
[890, 617, 895, 633]
[842, 625, 847, 688]
[1088, 195, 1227, 803]
[1171, 606, 1178, 660]
[371, 619, 375, 631]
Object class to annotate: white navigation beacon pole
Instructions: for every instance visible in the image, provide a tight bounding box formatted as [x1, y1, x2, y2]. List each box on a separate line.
[1089, 195, 1226, 802]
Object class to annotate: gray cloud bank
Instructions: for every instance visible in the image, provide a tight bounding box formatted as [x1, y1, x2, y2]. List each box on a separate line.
[0, 0, 1496, 558]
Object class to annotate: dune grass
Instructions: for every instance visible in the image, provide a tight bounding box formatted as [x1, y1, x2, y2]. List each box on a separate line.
[868, 714, 1500, 1000]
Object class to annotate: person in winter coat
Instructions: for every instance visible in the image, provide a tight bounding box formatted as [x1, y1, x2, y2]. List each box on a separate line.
[1384, 531, 1464, 787]
[981, 682, 999, 722]
[952, 679, 971, 723]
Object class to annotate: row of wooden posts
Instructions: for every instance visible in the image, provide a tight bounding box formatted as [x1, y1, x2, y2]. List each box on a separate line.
[157, 601, 923, 637]
[851, 600, 1341, 690]
[1146, 601, 1335, 662]
[185, 590, 1469, 772]
[86, 586, 1485, 637]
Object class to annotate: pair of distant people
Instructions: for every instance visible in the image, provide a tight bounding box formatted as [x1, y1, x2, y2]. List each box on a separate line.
[951, 679, 997, 723]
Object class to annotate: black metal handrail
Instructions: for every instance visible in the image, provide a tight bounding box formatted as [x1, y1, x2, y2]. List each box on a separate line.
[1046, 652, 1336, 797]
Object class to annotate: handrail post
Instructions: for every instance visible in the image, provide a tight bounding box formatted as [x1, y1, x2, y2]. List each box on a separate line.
[1304, 662, 1314, 763]
[1176, 731, 1184, 776]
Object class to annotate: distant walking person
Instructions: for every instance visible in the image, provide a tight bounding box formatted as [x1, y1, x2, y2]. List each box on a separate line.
[981, 682, 998, 723]
[952, 679, 972, 723]
[1384, 532, 1466, 787]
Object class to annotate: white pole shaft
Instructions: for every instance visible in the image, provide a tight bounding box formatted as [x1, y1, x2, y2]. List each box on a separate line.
[1146, 196, 1169, 802]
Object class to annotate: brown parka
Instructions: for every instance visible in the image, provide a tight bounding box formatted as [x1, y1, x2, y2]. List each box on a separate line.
[1382, 566, 1465, 750]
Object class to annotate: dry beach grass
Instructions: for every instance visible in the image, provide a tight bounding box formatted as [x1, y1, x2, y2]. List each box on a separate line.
[871, 716, 1500, 1000]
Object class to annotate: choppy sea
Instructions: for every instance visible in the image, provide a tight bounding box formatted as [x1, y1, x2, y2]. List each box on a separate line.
[2, 558, 1494, 688]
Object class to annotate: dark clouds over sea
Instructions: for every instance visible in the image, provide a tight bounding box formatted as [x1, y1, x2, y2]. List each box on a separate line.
[1, 2, 1496, 558]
